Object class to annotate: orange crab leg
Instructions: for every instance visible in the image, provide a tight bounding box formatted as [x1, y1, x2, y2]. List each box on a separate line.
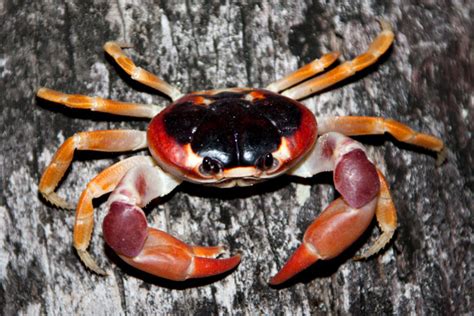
[266, 51, 340, 92]
[101, 163, 240, 281]
[104, 42, 182, 101]
[282, 20, 394, 100]
[39, 129, 147, 209]
[37, 88, 161, 118]
[354, 170, 397, 259]
[318, 116, 444, 152]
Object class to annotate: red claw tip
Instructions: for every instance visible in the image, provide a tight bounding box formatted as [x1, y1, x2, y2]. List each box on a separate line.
[189, 254, 241, 279]
[269, 243, 319, 285]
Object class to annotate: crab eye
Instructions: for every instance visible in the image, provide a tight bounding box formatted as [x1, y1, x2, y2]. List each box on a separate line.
[200, 157, 222, 175]
[257, 153, 275, 171]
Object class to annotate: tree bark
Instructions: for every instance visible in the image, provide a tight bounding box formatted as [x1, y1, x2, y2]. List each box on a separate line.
[1, 0, 471, 314]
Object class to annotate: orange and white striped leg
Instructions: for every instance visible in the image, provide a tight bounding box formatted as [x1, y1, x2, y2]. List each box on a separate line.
[282, 20, 394, 100]
[104, 42, 182, 101]
[318, 116, 445, 162]
[266, 51, 340, 93]
[73, 156, 155, 274]
[37, 88, 162, 118]
[39, 130, 147, 209]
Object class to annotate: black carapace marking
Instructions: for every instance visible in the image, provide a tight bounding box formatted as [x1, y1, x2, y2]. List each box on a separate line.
[163, 90, 302, 168]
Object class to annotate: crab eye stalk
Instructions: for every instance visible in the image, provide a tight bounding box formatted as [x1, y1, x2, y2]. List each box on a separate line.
[200, 157, 223, 175]
[257, 153, 275, 171]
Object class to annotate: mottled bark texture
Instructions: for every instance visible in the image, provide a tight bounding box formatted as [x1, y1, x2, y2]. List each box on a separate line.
[1, 1, 471, 315]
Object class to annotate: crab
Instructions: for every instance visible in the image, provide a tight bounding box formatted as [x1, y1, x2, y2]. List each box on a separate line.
[37, 20, 444, 285]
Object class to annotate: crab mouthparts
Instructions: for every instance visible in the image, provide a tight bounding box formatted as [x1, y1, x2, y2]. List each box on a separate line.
[214, 177, 264, 188]
[207, 167, 265, 188]
[222, 166, 261, 178]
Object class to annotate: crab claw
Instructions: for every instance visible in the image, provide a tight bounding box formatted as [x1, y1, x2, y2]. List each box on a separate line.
[270, 197, 376, 285]
[103, 201, 240, 281]
[119, 228, 241, 281]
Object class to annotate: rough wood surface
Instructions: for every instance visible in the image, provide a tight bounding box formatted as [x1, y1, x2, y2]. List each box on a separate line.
[1, 1, 471, 314]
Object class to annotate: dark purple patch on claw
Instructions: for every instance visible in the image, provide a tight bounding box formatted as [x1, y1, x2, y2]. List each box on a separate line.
[334, 149, 380, 209]
[103, 202, 148, 257]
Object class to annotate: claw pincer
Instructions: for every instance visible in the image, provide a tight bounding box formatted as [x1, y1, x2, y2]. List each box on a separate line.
[118, 229, 241, 281]
[102, 166, 240, 281]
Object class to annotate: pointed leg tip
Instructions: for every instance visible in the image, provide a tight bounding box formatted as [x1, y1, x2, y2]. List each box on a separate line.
[377, 18, 392, 31]
[36, 87, 62, 101]
[330, 51, 341, 59]
[77, 249, 108, 276]
[352, 255, 365, 261]
[436, 146, 447, 166]
[37, 87, 47, 96]
[115, 42, 134, 48]
[42, 192, 74, 210]
[104, 41, 132, 49]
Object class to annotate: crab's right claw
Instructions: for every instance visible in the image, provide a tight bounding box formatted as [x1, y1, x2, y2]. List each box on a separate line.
[116, 228, 241, 281]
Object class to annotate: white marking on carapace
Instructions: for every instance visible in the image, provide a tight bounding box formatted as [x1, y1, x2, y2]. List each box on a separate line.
[188, 96, 213, 106]
[183, 144, 203, 170]
[202, 97, 212, 105]
[272, 137, 292, 162]
[244, 93, 254, 102]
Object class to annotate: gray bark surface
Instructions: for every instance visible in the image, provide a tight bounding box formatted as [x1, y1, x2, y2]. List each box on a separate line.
[1, 0, 472, 314]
